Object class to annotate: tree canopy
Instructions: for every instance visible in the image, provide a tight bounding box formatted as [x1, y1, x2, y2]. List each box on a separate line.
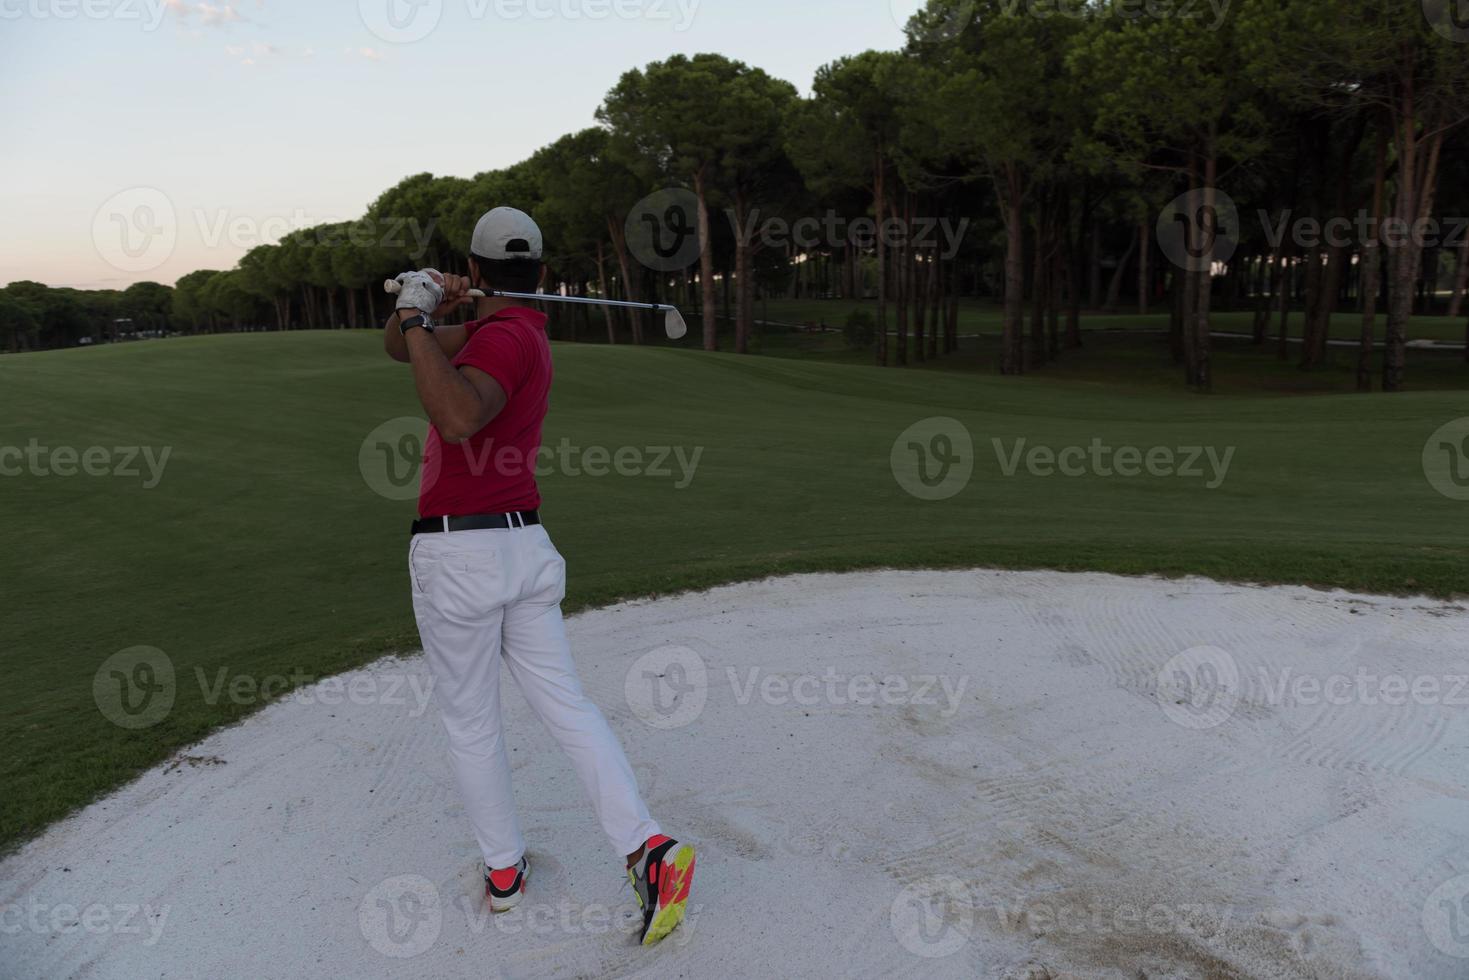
[9, 3, 1469, 394]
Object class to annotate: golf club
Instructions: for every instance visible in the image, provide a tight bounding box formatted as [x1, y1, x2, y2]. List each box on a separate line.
[384, 279, 689, 341]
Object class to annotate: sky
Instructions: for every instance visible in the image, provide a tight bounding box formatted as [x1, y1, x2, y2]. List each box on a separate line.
[0, 0, 926, 290]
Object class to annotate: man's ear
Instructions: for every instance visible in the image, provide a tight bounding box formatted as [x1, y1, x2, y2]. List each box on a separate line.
[468, 256, 483, 289]
[537, 263, 547, 290]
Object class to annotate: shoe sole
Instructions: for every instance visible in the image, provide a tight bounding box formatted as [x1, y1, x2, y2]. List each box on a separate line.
[641, 844, 695, 946]
[489, 860, 529, 914]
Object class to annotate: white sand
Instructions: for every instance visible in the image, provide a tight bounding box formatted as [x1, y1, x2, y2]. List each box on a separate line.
[4, 570, 1469, 979]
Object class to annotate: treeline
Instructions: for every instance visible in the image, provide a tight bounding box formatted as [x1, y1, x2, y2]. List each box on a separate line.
[12, 0, 1469, 393]
[0, 281, 174, 352]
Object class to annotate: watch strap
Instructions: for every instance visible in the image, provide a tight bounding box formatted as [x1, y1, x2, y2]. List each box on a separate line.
[399, 313, 434, 335]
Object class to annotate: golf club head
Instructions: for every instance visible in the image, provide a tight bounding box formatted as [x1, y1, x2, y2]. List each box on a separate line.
[665, 308, 689, 341]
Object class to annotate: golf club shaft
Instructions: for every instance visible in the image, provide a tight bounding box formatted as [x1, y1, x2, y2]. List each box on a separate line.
[383, 280, 676, 313]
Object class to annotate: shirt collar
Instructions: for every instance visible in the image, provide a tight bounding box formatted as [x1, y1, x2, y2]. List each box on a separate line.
[473, 306, 548, 329]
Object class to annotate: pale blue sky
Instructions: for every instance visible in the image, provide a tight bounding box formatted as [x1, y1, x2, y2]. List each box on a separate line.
[1, 0, 924, 289]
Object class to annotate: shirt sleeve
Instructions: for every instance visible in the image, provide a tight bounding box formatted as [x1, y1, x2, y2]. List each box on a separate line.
[454, 324, 530, 399]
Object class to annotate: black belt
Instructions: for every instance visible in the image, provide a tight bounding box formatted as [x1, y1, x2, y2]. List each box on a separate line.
[411, 511, 541, 536]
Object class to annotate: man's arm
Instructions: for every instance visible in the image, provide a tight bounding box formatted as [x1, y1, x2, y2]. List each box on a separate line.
[384, 312, 469, 363]
[402, 328, 508, 444]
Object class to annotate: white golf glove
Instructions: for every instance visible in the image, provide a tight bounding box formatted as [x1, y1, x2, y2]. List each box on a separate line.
[395, 269, 444, 313]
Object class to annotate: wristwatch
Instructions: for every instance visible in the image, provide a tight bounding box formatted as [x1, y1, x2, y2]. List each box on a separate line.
[399, 313, 435, 336]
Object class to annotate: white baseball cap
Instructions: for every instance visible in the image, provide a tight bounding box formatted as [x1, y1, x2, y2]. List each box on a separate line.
[471, 207, 543, 261]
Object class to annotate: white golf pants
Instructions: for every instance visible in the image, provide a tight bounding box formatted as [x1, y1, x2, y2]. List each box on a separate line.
[409, 524, 659, 869]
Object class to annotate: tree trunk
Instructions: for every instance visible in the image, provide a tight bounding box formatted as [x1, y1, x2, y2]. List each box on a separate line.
[732, 191, 759, 355]
[1384, 100, 1445, 392]
[1303, 118, 1367, 370]
[721, 263, 732, 328]
[1048, 252, 1062, 362]
[694, 171, 717, 351]
[1447, 236, 1468, 319]
[1313, 246, 1347, 367]
[1384, 236, 1411, 392]
[1419, 244, 1437, 315]
[1179, 169, 1201, 385]
[1063, 200, 1085, 349]
[595, 241, 617, 344]
[1192, 156, 1216, 391]
[741, 248, 757, 354]
[1359, 240, 1383, 390]
[1254, 253, 1278, 345]
[1089, 222, 1103, 310]
[1103, 228, 1137, 313]
[1029, 220, 1047, 370]
[1169, 271, 1185, 363]
[946, 267, 960, 355]
[895, 196, 909, 367]
[1137, 220, 1150, 316]
[912, 205, 928, 365]
[913, 251, 927, 364]
[735, 227, 752, 354]
[1277, 251, 1293, 362]
[1298, 247, 1325, 369]
[1064, 243, 1081, 349]
[607, 216, 644, 345]
[1000, 172, 1024, 375]
[875, 156, 888, 367]
[927, 246, 941, 360]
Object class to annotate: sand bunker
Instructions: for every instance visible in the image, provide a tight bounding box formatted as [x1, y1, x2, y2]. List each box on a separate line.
[4, 570, 1468, 979]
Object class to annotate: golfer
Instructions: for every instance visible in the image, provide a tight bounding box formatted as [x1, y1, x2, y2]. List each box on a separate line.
[383, 207, 694, 946]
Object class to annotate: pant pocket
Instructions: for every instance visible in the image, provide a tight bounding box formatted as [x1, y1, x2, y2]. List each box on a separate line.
[408, 537, 431, 595]
[530, 533, 568, 603]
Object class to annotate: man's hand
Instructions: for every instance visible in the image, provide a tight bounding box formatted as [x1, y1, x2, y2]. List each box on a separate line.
[431, 272, 475, 319]
[394, 269, 475, 319]
[383, 269, 474, 363]
[394, 269, 446, 315]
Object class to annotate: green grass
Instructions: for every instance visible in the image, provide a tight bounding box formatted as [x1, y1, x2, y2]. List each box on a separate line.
[756, 297, 1469, 344]
[735, 299, 1469, 395]
[3, 329, 1468, 852]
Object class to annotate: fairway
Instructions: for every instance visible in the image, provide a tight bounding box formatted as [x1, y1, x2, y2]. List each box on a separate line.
[2, 331, 1467, 852]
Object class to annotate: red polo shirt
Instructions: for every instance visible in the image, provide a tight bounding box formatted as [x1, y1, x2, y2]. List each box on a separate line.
[418, 307, 551, 518]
